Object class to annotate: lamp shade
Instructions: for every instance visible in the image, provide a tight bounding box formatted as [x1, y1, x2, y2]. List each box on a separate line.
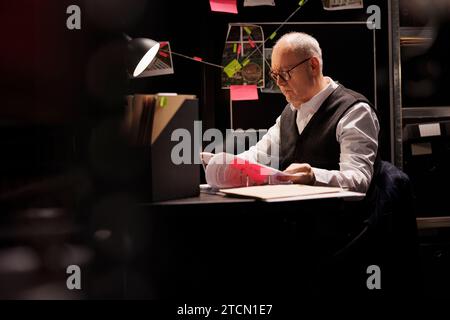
[127, 38, 160, 77]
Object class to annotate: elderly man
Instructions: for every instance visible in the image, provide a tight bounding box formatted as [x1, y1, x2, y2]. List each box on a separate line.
[240, 32, 380, 194]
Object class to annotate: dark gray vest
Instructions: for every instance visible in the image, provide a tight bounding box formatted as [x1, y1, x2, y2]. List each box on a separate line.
[279, 84, 380, 175]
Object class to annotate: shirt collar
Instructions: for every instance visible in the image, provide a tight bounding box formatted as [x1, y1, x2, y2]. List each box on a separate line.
[289, 77, 338, 114]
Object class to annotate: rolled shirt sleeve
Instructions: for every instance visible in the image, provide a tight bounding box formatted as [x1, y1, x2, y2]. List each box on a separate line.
[239, 116, 281, 168]
[312, 102, 379, 193]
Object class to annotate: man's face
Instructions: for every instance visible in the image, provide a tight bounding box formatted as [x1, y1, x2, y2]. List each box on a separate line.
[271, 44, 314, 107]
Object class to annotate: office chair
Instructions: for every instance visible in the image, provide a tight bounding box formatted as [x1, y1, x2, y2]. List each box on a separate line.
[362, 160, 419, 295]
[321, 160, 419, 296]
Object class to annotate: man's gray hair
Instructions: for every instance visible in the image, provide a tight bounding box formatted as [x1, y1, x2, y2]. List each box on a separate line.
[274, 32, 323, 73]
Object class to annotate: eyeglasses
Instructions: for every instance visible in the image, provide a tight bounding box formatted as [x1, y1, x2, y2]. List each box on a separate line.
[269, 57, 311, 82]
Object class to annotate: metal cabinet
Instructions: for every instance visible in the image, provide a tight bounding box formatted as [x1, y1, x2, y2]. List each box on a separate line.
[391, 0, 450, 216]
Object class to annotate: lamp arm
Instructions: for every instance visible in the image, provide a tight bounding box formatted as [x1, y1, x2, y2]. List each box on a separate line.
[161, 49, 224, 69]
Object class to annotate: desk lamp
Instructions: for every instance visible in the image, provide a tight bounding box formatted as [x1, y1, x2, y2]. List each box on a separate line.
[124, 35, 161, 77]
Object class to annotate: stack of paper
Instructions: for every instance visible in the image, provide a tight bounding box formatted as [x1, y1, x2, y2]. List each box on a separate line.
[202, 152, 294, 189]
[219, 184, 342, 200]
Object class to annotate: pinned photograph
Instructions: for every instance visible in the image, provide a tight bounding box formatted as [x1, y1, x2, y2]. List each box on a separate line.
[244, 0, 276, 7]
[221, 24, 266, 89]
[261, 47, 281, 93]
[322, 0, 363, 10]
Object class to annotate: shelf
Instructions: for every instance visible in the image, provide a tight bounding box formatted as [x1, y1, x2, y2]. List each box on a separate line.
[417, 217, 450, 230]
[400, 26, 435, 46]
[402, 107, 450, 119]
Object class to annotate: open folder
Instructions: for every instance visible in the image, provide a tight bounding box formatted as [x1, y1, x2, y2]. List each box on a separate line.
[219, 184, 343, 201]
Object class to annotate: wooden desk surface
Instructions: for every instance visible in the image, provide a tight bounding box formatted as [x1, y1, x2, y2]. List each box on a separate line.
[140, 192, 255, 206]
[142, 189, 365, 206]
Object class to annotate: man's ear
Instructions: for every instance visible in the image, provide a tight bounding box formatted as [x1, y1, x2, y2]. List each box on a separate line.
[310, 57, 321, 74]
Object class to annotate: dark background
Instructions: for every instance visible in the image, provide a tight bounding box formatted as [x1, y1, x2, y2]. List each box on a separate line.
[0, 0, 392, 185]
[4, 0, 450, 300]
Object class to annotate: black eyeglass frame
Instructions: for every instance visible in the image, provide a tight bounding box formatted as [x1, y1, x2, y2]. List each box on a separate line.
[269, 57, 312, 82]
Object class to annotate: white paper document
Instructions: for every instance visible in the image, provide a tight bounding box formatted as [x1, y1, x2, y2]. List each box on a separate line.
[200, 152, 363, 201]
[219, 184, 343, 200]
[201, 152, 294, 189]
[418, 123, 441, 137]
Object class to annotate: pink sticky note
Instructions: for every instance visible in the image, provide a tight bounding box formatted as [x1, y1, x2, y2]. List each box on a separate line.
[248, 37, 256, 48]
[210, 0, 238, 14]
[237, 44, 242, 56]
[193, 56, 203, 61]
[159, 51, 169, 58]
[230, 85, 259, 101]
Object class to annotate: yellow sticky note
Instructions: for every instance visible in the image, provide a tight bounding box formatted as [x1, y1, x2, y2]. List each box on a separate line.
[233, 43, 237, 53]
[242, 58, 250, 66]
[269, 32, 276, 40]
[299, 0, 305, 6]
[160, 96, 167, 108]
[244, 26, 252, 35]
[224, 59, 242, 78]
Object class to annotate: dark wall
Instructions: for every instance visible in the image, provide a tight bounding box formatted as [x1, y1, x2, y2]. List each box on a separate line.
[0, 0, 393, 181]
[129, 0, 392, 160]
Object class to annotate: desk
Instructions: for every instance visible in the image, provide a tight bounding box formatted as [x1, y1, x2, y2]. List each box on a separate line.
[131, 190, 373, 299]
[147, 192, 255, 206]
[149, 189, 365, 205]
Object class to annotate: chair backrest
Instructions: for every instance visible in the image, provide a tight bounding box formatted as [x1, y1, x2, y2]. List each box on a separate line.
[372, 160, 420, 294]
[317, 161, 420, 295]
[375, 160, 417, 238]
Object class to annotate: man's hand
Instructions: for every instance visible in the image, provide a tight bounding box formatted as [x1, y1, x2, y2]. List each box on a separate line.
[279, 163, 316, 185]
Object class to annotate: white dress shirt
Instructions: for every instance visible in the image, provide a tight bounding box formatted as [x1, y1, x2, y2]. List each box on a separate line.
[239, 77, 380, 193]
